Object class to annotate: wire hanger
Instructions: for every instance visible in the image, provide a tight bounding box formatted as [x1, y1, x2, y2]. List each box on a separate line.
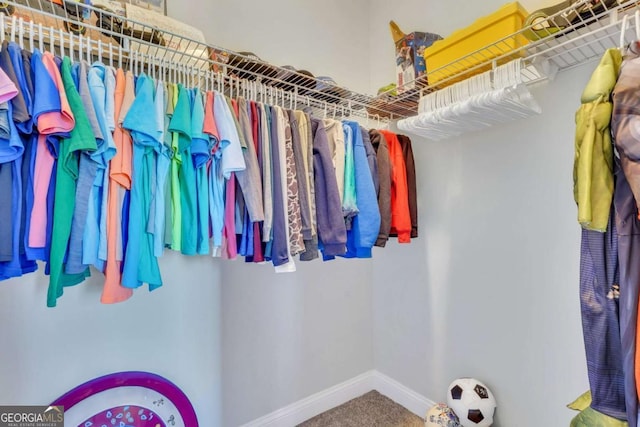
[29, 20, 34, 52]
[620, 13, 629, 51]
[18, 17, 24, 49]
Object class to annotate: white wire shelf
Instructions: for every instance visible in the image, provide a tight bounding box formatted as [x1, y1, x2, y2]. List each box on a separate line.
[0, 0, 637, 121]
[384, 0, 640, 109]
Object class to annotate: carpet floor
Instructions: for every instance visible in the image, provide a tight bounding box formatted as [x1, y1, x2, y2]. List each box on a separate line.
[297, 390, 425, 427]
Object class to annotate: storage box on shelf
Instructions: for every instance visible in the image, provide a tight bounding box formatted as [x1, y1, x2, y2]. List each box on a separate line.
[423, 2, 530, 86]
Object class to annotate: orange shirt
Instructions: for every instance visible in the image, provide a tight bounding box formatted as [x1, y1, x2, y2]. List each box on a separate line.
[102, 68, 133, 304]
[380, 130, 411, 243]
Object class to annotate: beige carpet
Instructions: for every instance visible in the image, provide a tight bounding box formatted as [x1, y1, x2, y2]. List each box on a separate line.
[297, 390, 425, 427]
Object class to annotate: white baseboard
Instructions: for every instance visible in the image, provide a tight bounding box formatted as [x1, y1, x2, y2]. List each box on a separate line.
[239, 370, 434, 427]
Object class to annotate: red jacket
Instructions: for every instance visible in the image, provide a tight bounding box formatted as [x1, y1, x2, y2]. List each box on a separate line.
[380, 130, 411, 243]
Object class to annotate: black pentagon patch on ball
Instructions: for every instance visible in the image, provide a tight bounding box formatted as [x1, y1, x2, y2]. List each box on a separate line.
[468, 409, 485, 423]
[451, 385, 463, 400]
[474, 384, 489, 399]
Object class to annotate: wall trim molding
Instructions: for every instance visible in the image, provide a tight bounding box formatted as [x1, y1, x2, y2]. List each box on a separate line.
[239, 370, 434, 427]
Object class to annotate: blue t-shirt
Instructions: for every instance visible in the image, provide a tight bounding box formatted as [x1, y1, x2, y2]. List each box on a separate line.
[122, 73, 162, 291]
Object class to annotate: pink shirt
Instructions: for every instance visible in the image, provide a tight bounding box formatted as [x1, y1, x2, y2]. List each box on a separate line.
[29, 52, 75, 248]
[0, 67, 17, 103]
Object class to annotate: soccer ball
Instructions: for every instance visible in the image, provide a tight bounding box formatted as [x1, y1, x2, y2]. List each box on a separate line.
[425, 403, 461, 427]
[446, 378, 496, 427]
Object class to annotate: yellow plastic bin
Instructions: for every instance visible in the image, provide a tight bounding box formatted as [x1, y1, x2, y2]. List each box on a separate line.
[423, 2, 530, 86]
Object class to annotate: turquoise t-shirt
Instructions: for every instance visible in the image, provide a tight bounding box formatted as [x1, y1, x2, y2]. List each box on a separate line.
[121, 73, 162, 291]
[190, 89, 210, 255]
[168, 84, 195, 255]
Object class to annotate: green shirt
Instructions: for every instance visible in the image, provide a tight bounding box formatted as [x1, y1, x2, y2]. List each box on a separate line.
[47, 57, 98, 307]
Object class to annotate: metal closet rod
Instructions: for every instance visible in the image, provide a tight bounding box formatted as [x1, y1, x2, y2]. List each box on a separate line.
[0, 0, 405, 120]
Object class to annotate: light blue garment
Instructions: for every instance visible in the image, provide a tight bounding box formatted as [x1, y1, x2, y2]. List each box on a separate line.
[191, 89, 210, 255]
[66, 61, 100, 275]
[82, 62, 117, 270]
[213, 91, 245, 179]
[342, 121, 381, 258]
[122, 73, 162, 290]
[208, 138, 229, 250]
[154, 80, 170, 257]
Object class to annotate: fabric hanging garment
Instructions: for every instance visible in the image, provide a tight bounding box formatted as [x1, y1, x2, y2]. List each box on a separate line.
[369, 129, 391, 247]
[323, 118, 345, 204]
[102, 67, 133, 304]
[579, 199, 627, 421]
[47, 57, 97, 307]
[270, 105, 290, 268]
[163, 81, 174, 249]
[610, 44, 640, 425]
[65, 61, 101, 275]
[310, 118, 346, 258]
[16, 48, 36, 277]
[121, 73, 162, 291]
[397, 134, 418, 238]
[288, 110, 312, 258]
[190, 88, 210, 255]
[295, 110, 318, 261]
[260, 103, 274, 248]
[203, 90, 225, 255]
[175, 85, 197, 256]
[341, 122, 358, 223]
[249, 100, 264, 263]
[153, 79, 170, 258]
[5, 41, 37, 278]
[380, 129, 411, 243]
[575, 48, 621, 232]
[235, 97, 264, 223]
[0, 43, 23, 266]
[281, 108, 304, 259]
[342, 120, 380, 259]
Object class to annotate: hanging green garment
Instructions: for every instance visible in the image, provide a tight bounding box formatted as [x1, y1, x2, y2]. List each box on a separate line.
[574, 48, 622, 232]
[47, 57, 97, 307]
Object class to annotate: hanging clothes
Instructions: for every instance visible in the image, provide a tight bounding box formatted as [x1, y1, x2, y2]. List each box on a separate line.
[46, 57, 97, 307]
[0, 40, 418, 305]
[575, 48, 621, 232]
[369, 129, 392, 247]
[611, 42, 640, 425]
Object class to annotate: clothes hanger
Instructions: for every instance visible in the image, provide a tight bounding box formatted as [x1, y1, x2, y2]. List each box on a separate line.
[620, 13, 629, 52]
[18, 17, 24, 50]
[38, 23, 43, 53]
[10, 15, 16, 45]
[58, 28, 65, 59]
[69, 32, 75, 63]
[29, 20, 34, 52]
[49, 26, 54, 56]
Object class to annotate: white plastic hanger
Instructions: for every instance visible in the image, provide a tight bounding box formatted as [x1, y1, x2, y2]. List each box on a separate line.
[620, 13, 629, 51]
